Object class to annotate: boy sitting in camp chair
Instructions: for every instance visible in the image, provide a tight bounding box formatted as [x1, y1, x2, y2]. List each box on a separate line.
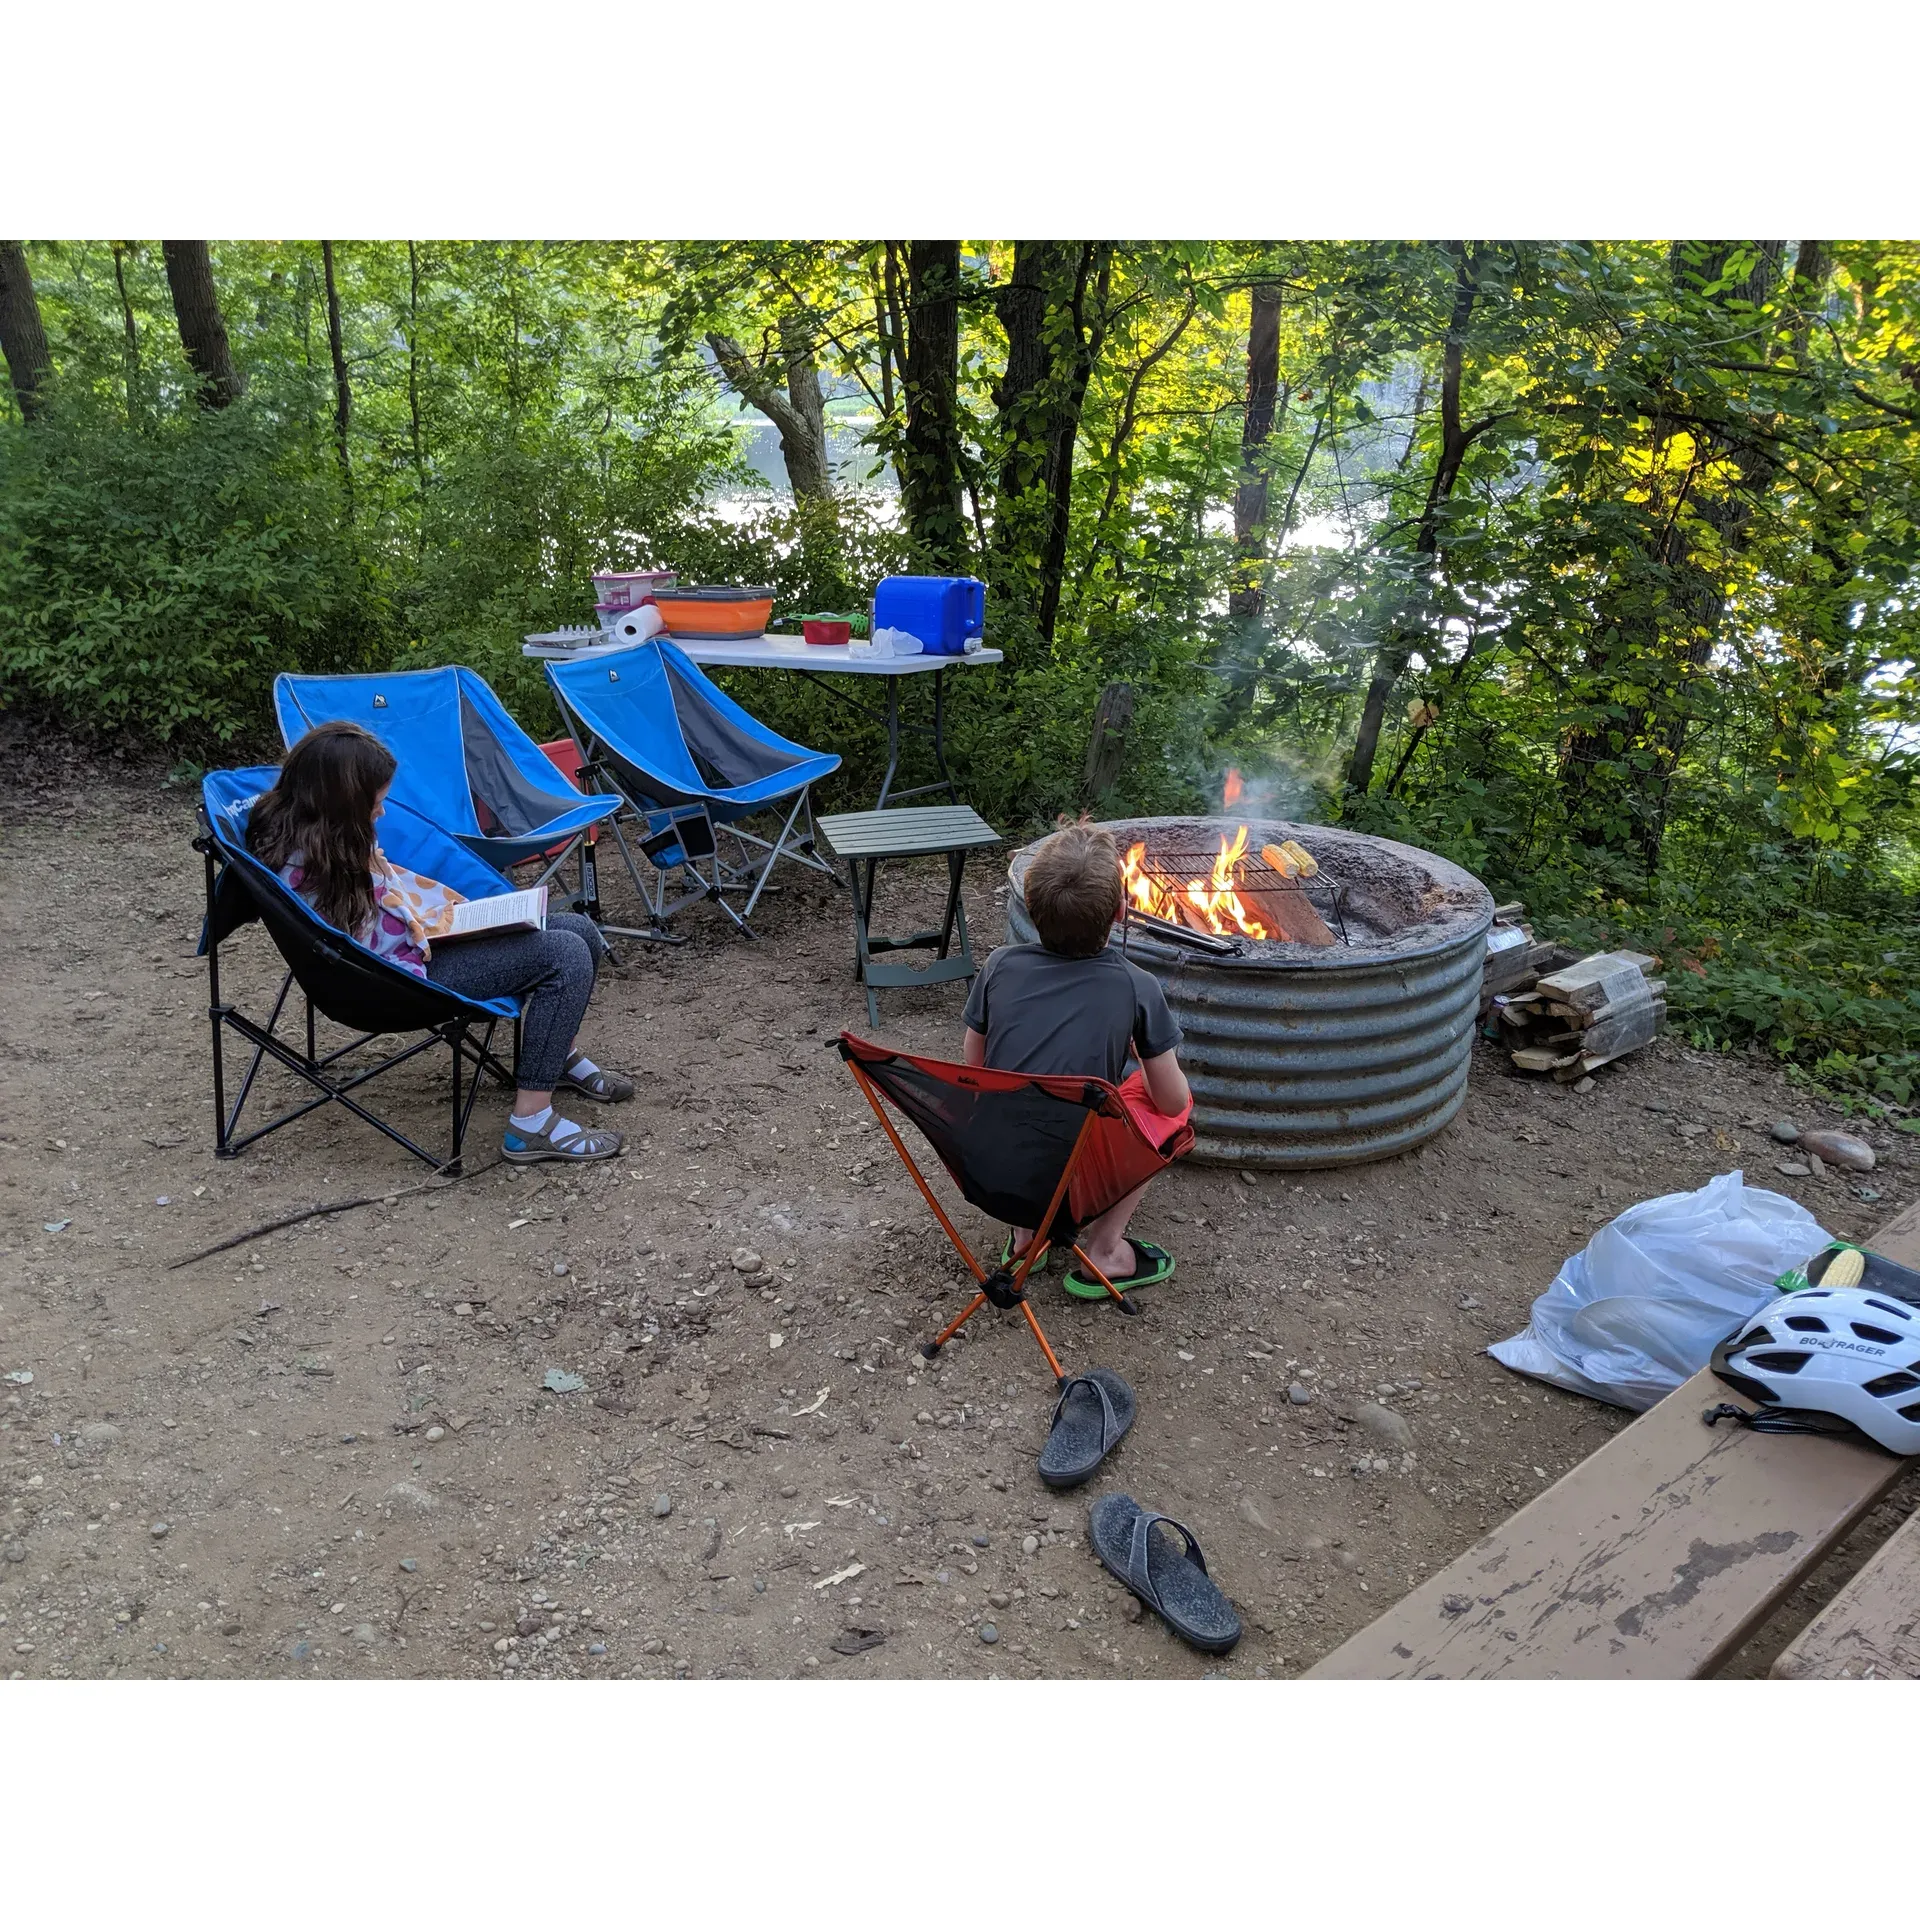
[963, 822, 1192, 1297]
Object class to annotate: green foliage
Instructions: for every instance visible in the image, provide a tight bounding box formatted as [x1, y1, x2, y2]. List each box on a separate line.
[3, 236, 1918, 1089]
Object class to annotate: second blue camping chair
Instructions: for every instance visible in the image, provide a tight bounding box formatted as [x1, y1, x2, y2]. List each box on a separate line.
[544, 642, 841, 937]
[274, 666, 623, 889]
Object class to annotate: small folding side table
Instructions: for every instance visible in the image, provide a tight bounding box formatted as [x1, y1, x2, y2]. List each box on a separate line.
[815, 805, 1003, 1026]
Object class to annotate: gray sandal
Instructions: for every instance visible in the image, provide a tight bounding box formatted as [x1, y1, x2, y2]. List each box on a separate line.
[503, 1109, 624, 1163]
[561, 1051, 635, 1104]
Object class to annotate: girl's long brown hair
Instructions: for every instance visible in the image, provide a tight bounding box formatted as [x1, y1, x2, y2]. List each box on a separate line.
[247, 720, 397, 934]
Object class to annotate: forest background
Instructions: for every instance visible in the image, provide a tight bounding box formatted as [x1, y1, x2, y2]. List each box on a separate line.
[1, 237, 1916, 1113]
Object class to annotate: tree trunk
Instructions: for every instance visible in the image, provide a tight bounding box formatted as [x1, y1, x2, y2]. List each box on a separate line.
[1345, 244, 1484, 797]
[321, 241, 354, 513]
[897, 240, 966, 565]
[706, 312, 834, 499]
[407, 241, 428, 540]
[111, 242, 143, 419]
[162, 240, 245, 408]
[1228, 283, 1285, 618]
[0, 241, 54, 423]
[990, 241, 1114, 642]
[1081, 681, 1135, 801]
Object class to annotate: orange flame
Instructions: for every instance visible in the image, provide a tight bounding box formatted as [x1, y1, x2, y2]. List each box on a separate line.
[1125, 828, 1270, 941]
[1223, 767, 1244, 807]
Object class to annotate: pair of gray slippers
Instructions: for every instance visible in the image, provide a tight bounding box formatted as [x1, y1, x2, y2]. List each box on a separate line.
[1036, 1366, 1242, 1655]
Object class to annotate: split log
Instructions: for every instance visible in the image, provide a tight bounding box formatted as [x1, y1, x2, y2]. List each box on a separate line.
[1535, 950, 1661, 1013]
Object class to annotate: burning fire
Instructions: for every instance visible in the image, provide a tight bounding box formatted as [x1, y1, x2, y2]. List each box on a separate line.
[1223, 767, 1244, 807]
[1125, 825, 1271, 941]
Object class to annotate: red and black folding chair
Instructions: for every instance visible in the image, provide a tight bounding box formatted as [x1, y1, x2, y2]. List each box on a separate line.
[837, 1032, 1196, 1379]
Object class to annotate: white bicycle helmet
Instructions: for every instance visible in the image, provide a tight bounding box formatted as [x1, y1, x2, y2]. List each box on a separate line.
[1709, 1288, 1920, 1456]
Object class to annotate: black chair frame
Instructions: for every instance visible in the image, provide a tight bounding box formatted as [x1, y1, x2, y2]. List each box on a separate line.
[196, 830, 520, 1171]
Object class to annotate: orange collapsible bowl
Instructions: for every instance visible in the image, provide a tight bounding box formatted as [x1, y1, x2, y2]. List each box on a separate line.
[652, 586, 775, 639]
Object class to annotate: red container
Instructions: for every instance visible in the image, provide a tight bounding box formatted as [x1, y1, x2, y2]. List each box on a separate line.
[803, 617, 853, 647]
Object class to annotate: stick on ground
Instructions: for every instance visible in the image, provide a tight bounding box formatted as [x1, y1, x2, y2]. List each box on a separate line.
[167, 1157, 509, 1270]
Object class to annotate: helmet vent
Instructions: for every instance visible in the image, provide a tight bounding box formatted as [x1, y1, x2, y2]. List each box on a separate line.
[1900, 1403, 1920, 1424]
[1749, 1350, 1812, 1375]
[1871, 1298, 1914, 1320]
[1851, 1323, 1900, 1345]
[1863, 1371, 1920, 1399]
[1730, 1325, 1776, 1351]
[1784, 1316, 1831, 1334]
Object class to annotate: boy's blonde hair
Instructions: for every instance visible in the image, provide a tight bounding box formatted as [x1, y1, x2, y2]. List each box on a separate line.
[1025, 824, 1123, 957]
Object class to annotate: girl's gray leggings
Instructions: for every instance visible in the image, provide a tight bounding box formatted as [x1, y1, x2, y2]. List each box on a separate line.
[426, 910, 609, 1090]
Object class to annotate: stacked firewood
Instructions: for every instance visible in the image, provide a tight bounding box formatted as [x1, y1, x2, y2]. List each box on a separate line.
[1498, 951, 1668, 1083]
[1480, 902, 1575, 1014]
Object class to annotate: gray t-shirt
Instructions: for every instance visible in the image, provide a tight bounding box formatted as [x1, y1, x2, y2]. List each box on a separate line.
[963, 943, 1182, 1083]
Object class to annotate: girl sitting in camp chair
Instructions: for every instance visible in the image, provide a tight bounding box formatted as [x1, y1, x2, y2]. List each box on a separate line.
[247, 719, 634, 1163]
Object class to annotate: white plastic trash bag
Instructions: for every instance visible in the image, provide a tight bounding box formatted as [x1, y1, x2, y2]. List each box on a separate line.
[1488, 1171, 1829, 1411]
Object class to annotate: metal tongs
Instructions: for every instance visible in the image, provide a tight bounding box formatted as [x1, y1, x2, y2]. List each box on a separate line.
[1121, 907, 1238, 956]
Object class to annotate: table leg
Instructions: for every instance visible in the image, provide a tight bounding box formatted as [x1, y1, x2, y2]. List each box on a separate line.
[875, 679, 902, 809]
[937, 849, 966, 960]
[931, 670, 953, 794]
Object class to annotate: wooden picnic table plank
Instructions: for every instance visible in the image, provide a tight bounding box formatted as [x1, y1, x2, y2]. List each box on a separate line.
[815, 806, 1003, 859]
[1305, 1198, 1920, 1679]
[1770, 1502, 1920, 1678]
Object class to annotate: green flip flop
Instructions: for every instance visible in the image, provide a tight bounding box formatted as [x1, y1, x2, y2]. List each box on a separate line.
[1061, 1237, 1176, 1300]
[1000, 1231, 1048, 1274]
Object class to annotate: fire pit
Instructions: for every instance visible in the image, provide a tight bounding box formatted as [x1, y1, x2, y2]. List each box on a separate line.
[1005, 816, 1492, 1168]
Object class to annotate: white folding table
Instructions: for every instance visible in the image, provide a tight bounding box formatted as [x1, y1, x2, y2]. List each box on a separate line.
[670, 635, 1003, 809]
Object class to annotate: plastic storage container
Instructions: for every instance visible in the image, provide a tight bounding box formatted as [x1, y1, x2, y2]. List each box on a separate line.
[651, 586, 776, 639]
[591, 570, 677, 612]
[871, 576, 986, 656]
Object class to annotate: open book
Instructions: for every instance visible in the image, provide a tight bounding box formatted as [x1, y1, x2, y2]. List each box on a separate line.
[433, 885, 548, 945]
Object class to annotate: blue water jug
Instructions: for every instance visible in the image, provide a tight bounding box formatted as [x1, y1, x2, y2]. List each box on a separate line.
[871, 575, 986, 656]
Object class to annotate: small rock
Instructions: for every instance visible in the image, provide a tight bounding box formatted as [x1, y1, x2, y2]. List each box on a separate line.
[1442, 1593, 1472, 1615]
[221, 1620, 242, 1636]
[731, 1248, 765, 1274]
[1021, 1534, 1039, 1556]
[552, 1261, 570, 1277]
[971, 1532, 989, 1548]
[398, 1558, 418, 1573]
[989, 1591, 1010, 1609]
[1775, 1160, 1812, 1179]
[1239, 1170, 1257, 1186]
[1800, 1129, 1876, 1173]
[80, 1422, 121, 1447]
[452, 1302, 474, 1316]
[2, 1540, 25, 1564]
[423, 1426, 446, 1443]
[640, 1637, 666, 1655]
[1770, 1118, 1800, 1144]
[149, 1521, 170, 1539]
[588, 1642, 607, 1656]
[1121, 1595, 1144, 1623]
[978, 1623, 999, 1645]
[1287, 1382, 1312, 1407]
[351, 1623, 378, 1644]
[543, 1368, 587, 1394]
[768, 1332, 784, 1351]
[1573, 1075, 1595, 1094]
[1353, 1401, 1413, 1451]
[753, 1578, 767, 1594]
[653, 1494, 674, 1518]
[1457, 1294, 1481, 1311]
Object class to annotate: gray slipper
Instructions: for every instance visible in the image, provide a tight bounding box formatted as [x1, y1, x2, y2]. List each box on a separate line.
[1088, 1492, 1241, 1654]
[1038, 1368, 1135, 1488]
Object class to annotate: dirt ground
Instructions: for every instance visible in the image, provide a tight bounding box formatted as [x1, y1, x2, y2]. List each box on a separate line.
[2, 745, 1914, 1682]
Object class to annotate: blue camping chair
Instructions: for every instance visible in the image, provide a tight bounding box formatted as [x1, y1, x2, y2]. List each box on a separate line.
[273, 666, 623, 892]
[197, 767, 523, 1170]
[544, 642, 841, 936]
